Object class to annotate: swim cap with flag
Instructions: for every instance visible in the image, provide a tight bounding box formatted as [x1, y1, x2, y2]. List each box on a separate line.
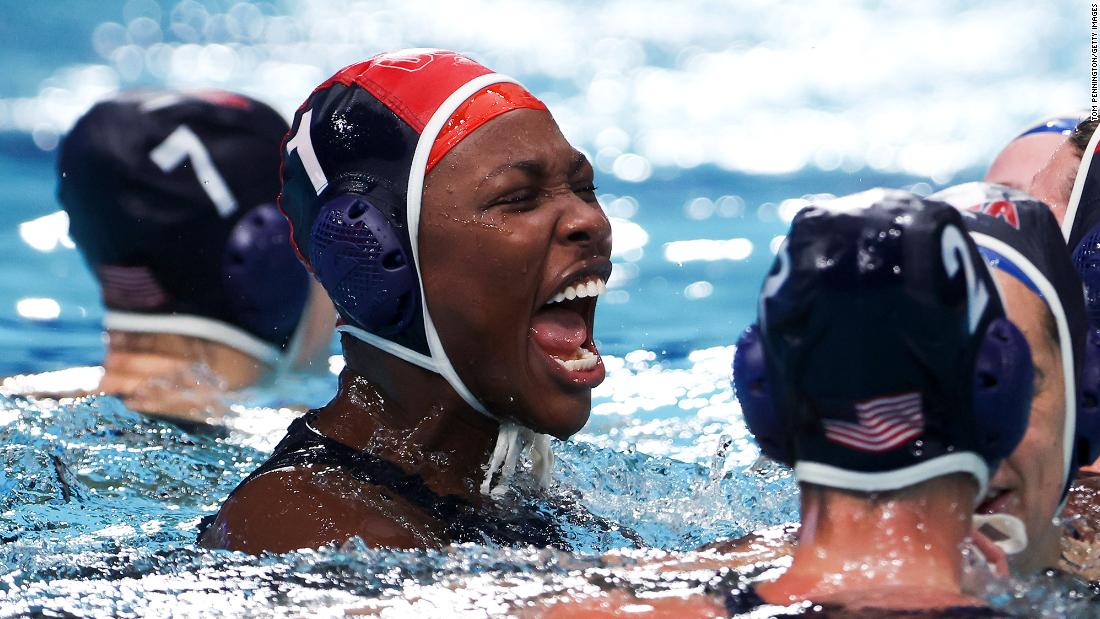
[738, 189, 1033, 498]
[279, 49, 553, 493]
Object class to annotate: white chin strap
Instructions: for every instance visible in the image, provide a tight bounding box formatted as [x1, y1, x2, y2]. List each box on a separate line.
[336, 71, 556, 496]
[972, 513, 1029, 555]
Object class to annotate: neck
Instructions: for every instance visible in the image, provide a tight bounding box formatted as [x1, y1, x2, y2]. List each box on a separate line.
[312, 354, 500, 501]
[758, 478, 979, 609]
[100, 330, 266, 420]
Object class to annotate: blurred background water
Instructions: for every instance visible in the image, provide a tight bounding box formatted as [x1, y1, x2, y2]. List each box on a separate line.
[0, 1, 1094, 616]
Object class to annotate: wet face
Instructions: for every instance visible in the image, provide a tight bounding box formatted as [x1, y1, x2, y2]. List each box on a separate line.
[978, 274, 1066, 570]
[985, 133, 1067, 192]
[1028, 140, 1082, 225]
[418, 109, 612, 438]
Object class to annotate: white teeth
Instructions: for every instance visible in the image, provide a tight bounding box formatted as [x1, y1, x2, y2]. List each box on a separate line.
[552, 347, 598, 371]
[545, 278, 606, 305]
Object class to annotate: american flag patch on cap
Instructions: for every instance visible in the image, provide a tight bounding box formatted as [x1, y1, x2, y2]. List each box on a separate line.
[97, 265, 168, 310]
[822, 392, 924, 453]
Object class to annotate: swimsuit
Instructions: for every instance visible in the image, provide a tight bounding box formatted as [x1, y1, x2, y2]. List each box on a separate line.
[198, 410, 568, 548]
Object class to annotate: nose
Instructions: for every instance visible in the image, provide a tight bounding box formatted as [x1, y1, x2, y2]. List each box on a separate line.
[556, 197, 612, 255]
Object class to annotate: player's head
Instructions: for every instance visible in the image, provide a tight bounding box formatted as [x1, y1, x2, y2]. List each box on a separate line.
[933, 182, 1095, 569]
[278, 50, 612, 442]
[986, 114, 1085, 191]
[734, 189, 1032, 508]
[58, 90, 324, 371]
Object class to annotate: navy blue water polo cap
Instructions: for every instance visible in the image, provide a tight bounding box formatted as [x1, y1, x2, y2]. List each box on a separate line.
[1015, 113, 1087, 140]
[933, 182, 1089, 494]
[57, 90, 310, 365]
[739, 189, 1033, 496]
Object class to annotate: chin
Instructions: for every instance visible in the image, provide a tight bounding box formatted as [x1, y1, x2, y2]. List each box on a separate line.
[522, 395, 592, 439]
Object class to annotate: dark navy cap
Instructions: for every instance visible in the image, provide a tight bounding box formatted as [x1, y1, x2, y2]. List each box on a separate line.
[933, 182, 1087, 492]
[759, 189, 1029, 494]
[57, 90, 309, 363]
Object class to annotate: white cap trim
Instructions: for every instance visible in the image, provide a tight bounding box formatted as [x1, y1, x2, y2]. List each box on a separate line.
[102, 310, 281, 365]
[795, 452, 989, 500]
[970, 233, 1076, 498]
[403, 72, 522, 420]
[1062, 124, 1100, 242]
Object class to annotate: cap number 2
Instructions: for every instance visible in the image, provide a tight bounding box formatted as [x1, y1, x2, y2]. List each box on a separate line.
[941, 225, 989, 334]
[150, 125, 238, 217]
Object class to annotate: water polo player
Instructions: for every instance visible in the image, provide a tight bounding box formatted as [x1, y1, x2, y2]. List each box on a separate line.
[932, 182, 1100, 575]
[201, 50, 612, 553]
[986, 113, 1086, 191]
[544, 190, 1029, 616]
[53, 90, 333, 421]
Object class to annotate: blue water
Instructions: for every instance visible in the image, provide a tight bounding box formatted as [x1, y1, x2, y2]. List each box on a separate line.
[0, 1, 1096, 616]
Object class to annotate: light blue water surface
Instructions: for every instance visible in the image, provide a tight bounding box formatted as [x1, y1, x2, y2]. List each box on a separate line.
[0, 1, 1096, 616]
[1, 134, 1036, 617]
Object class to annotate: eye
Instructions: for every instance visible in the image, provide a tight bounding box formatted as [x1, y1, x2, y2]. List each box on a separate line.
[489, 189, 538, 212]
[572, 183, 598, 203]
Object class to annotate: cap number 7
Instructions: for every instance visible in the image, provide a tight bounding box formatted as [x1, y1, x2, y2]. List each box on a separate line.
[150, 125, 238, 217]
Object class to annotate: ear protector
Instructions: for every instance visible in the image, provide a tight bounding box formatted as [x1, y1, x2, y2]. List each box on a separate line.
[1078, 326, 1100, 464]
[1072, 226, 1100, 325]
[733, 316, 1033, 468]
[1016, 223, 1100, 469]
[308, 194, 418, 335]
[1069, 222, 1100, 464]
[222, 203, 310, 347]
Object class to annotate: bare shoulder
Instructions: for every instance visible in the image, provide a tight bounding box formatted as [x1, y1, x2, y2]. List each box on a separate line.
[199, 465, 445, 553]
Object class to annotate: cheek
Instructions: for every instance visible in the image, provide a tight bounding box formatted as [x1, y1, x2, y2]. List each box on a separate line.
[420, 225, 543, 348]
[1016, 396, 1066, 504]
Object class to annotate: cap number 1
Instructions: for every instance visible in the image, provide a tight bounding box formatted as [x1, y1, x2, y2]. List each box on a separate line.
[285, 108, 328, 195]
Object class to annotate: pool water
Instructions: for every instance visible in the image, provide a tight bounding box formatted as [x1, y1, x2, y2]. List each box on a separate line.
[1, 1, 1098, 615]
[2, 139, 1097, 617]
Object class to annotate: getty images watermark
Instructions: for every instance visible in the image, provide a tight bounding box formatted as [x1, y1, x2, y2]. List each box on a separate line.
[1093, 3, 1099, 120]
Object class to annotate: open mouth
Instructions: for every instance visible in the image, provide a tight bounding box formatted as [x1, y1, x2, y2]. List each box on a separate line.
[529, 266, 610, 384]
[977, 487, 1014, 515]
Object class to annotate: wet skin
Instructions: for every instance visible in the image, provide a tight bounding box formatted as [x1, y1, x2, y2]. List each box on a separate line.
[202, 109, 612, 553]
[985, 133, 1067, 192]
[1029, 139, 1081, 225]
[420, 107, 612, 438]
[537, 476, 991, 616]
[978, 274, 1067, 574]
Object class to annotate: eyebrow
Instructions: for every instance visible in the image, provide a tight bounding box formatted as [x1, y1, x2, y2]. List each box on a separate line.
[568, 151, 591, 177]
[483, 159, 541, 183]
[482, 152, 591, 183]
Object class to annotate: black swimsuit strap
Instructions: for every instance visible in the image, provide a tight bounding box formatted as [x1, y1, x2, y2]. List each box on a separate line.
[237, 412, 468, 521]
[202, 410, 565, 548]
